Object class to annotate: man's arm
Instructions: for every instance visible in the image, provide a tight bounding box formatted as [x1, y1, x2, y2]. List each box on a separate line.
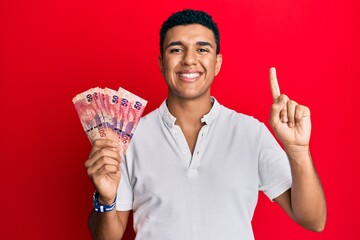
[274, 149, 326, 231]
[88, 210, 130, 240]
[85, 139, 131, 239]
[269, 67, 327, 231]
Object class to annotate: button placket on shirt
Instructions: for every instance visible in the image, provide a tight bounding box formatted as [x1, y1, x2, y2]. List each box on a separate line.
[162, 97, 219, 171]
[172, 126, 192, 167]
[189, 125, 208, 170]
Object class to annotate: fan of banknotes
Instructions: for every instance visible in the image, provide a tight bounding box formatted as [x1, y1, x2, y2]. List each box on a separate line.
[72, 87, 147, 154]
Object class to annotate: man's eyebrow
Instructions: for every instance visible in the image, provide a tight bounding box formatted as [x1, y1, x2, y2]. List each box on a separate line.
[197, 41, 213, 48]
[165, 41, 183, 49]
[165, 41, 213, 49]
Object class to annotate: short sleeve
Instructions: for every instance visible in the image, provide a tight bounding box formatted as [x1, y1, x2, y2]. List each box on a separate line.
[258, 123, 292, 201]
[116, 156, 133, 211]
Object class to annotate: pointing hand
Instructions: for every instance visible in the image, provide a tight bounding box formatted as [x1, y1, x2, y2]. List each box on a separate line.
[269, 67, 311, 149]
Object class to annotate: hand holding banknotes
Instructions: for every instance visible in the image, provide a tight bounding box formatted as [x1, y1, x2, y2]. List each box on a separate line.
[73, 87, 147, 204]
[268, 67, 311, 152]
[84, 139, 121, 205]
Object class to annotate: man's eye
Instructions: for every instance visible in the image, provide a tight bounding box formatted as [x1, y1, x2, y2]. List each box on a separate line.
[197, 48, 209, 53]
[170, 48, 183, 53]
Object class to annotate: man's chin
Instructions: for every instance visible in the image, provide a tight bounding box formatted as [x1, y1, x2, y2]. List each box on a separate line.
[171, 91, 210, 101]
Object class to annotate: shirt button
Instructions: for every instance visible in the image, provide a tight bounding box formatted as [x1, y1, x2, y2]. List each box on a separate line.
[197, 151, 199, 155]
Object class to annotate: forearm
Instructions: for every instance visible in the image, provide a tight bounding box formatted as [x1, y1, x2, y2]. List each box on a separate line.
[88, 210, 125, 240]
[286, 146, 327, 231]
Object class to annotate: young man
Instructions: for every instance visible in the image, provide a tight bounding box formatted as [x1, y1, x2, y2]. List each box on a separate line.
[85, 9, 326, 239]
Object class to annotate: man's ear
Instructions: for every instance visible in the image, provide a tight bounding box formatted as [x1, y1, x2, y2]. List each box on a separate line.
[158, 55, 164, 74]
[215, 54, 223, 76]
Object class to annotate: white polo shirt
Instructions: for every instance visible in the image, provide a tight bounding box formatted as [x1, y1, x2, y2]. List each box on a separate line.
[116, 98, 292, 240]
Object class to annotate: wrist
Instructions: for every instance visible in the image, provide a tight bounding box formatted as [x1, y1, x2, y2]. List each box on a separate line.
[284, 145, 312, 166]
[98, 194, 116, 206]
[93, 191, 117, 212]
[284, 144, 310, 155]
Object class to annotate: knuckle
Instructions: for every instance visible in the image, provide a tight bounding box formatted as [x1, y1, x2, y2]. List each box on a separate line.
[296, 105, 304, 113]
[115, 152, 121, 161]
[98, 148, 107, 156]
[86, 167, 93, 177]
[93, 139, 101, 147]
[280, 94, 289, 101]
[103, 165, 110, 172]
[103, 164, 114, 173]
[287, 100, 296, 109]
[98, 156, 108, 164]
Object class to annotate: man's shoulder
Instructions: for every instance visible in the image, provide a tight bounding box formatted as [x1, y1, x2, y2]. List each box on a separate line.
[138, 107, 160, 127]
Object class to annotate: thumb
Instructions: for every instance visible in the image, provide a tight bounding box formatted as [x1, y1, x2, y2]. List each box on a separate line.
[270, 97, 287, 128]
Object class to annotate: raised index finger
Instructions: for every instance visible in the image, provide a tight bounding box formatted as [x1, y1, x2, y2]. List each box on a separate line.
[269, 67, 281, 102]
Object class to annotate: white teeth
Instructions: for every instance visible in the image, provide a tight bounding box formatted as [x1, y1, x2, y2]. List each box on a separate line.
[179, 73, 200, 78]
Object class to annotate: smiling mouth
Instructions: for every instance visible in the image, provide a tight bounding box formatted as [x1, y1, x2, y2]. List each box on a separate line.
[177, 72, 203, 82]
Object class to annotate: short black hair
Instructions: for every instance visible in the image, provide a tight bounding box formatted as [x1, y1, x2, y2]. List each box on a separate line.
[160, 9, 220, 56]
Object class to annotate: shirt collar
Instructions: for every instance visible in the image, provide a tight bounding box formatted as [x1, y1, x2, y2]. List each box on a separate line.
[159, 97, 221, 128]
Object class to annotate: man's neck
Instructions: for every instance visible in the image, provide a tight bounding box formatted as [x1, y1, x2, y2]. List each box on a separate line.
[167, 94, 213, 126]
[167, 94, 213, 154]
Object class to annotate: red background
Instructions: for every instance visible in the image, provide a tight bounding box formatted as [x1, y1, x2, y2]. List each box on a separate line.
[1, 0, 358, 239]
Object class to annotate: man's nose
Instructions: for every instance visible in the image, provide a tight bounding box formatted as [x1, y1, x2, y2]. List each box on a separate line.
[181, 50, 197, 66]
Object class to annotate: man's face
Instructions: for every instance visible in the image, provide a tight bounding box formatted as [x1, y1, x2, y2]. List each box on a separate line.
[159, 24, 222, 100]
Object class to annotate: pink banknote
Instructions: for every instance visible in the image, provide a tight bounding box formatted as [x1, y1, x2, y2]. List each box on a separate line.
[124, 92, 148, 139]
[73, 87, 147, 154]
[72, 88, 106, 142]
[103, 88, 122, 135]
